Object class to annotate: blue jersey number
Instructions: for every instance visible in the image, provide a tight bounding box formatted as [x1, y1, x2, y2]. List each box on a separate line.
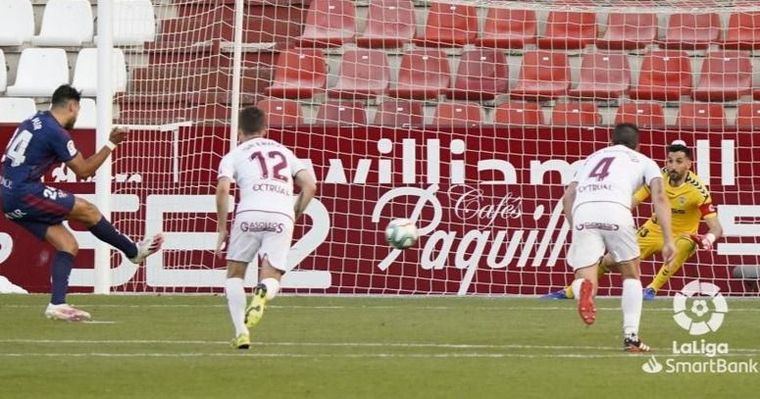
[3, 129, 33, 167]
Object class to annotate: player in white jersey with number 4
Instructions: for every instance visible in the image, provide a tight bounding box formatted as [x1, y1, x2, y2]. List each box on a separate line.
[563, 123, 674, 352]
[215, 107, 317, 349]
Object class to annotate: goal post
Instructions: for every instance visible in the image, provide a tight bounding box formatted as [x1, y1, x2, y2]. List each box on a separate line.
[87, 0, 760, 296]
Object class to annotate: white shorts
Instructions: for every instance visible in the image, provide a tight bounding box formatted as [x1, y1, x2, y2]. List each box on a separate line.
[567, 202, 640, 270]
[226, 211, 294, 272]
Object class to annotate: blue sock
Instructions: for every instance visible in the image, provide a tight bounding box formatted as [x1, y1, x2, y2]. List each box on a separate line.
[51, 251, 75, 305]
[88, 217, 138, 259]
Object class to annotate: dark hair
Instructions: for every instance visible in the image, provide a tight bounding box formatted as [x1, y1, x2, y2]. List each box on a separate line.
[612, 123, 640, 149]
[51, 84, 82, 108]
[667, 142, 693, 160]
[239, 107, 266, 135]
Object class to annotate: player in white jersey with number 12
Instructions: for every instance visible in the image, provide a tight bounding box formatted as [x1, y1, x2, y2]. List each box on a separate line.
[563, 123, 674, 352]
[215, 107, 317, 349]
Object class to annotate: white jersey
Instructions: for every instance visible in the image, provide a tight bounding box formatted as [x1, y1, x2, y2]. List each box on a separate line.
[571, 144, 661, 212]
[218, 137, 306, 220]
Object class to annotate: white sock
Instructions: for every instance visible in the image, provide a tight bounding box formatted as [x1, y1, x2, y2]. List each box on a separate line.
[571, 278, 585, 302]
[261, 277, 280, 300]
[622, 278, 643, 339]
[224, 278, 247, 336]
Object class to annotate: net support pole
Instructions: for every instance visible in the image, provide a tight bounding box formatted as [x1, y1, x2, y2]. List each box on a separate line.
[230, 0, 245, 148]
[94, 0, 114, 294]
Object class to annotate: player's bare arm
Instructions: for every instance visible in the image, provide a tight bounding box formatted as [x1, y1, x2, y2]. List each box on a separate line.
[65, 128, 127, 178]
[215, 176, 232, 254]
[561, 181, 577, 227]
[649, 177, 675, 263]
[692, 215, 723, 250]
[293, 169, 317, 220]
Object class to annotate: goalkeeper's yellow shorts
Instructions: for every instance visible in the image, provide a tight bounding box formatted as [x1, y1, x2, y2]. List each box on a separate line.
[636, 224, 697, 267]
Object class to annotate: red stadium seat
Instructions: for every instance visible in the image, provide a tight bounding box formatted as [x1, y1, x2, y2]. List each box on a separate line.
[295, 0, 356, 48]
[692, 50, 752, 102]
[264, 49, 327, 99]
[509, 50, 570, 101]
[355, 0, 415, 48]
[595, 13, 658, 50]
[431, 102, 482, 127]
[474, 8, 537, 49]
[314, 101, 366, 125]
[736, 103, 760, 131]
[447, 48, 509, 101]
[493, 101, 544, 126]
[413, 2, 478, 47]
[722, 12, 760, 50]
[257, 98, 302, 126]
[676, 102, 726, 130]
[387, 49, 450, 100]
[660, 13, 721, 50]
[327, 49, 389, 99]
[568, 52, 631, 99]
[614, 101, 666, 129]
[550, 102, 601, 126]
[373, 99, 424, 127]
[537, 11, 597, 50]
[629, 50, 692, 101]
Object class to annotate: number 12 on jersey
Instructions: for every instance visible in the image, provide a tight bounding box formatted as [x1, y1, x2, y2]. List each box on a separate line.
[250, 150, 288, 182]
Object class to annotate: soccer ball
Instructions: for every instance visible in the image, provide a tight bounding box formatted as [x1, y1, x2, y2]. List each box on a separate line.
[385, 218, 418, 250]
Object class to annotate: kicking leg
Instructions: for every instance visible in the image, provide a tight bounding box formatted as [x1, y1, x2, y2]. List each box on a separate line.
[68, 197, 163, 264]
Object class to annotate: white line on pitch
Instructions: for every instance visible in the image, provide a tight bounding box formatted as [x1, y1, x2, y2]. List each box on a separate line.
[4, 304, 760, 312]
[1, 339, 758, 354]
[0, 352, 758, 359]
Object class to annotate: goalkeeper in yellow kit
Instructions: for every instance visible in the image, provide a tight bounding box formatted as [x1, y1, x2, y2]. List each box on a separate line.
[544, 140, 724, 300]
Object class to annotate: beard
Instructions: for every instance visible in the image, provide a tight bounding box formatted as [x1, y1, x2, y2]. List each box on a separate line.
[669, 170, 685, 181]
[64, 118, 76, 129]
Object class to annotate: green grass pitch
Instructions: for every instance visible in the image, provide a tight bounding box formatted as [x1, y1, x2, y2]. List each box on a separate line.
[1, 295, 758, 398]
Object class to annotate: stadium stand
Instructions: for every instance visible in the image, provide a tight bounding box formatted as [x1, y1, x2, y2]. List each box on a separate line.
[0, 97, 36, 123]
[475, 8, 537, 49]
[0, 0, 34, 46]
[32, 0, 93, 46]
[326, 49, 390, 99]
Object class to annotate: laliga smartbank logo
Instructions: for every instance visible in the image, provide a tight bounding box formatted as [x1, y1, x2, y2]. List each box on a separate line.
[641, 280, 758, 374]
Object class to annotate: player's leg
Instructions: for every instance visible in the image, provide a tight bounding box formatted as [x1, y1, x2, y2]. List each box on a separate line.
[43, 224, 91, 321]
[566, 213, 606, 325]
[225, 260, 251, 349]
[245, 217, 292, 329]
[544, 254, 612, 300]
[68, 196, 163, 264]
[618, 259, 650, 352]
[647, 234, 696, 294]
[634, 226, 664, 300]
[223, 217, 263, 349]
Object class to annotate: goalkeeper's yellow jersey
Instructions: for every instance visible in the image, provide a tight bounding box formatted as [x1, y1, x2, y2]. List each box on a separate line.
[633, 169, 717, 235]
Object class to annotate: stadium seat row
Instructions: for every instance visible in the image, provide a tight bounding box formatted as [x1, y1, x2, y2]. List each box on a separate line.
[0, 97, 96, 128]
[278, 0, 760, 50]
[0, 0, 155, 47]
[260, 48, 759, 102]
[256, 98, 760, 130]
[0, 48, 127, 97]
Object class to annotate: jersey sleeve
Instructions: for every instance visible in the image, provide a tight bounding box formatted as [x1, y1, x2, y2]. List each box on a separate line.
[288, 149, 306, 177]
[643, 158, 662, 186]
[698, 189, 717, 219]
[633, 184, 651, 204]
[51, 128, 78, 163]
[217, 154, 235, 182]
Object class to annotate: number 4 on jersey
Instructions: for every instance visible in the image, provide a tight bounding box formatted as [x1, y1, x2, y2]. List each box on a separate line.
[589, 157, 615, 181]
